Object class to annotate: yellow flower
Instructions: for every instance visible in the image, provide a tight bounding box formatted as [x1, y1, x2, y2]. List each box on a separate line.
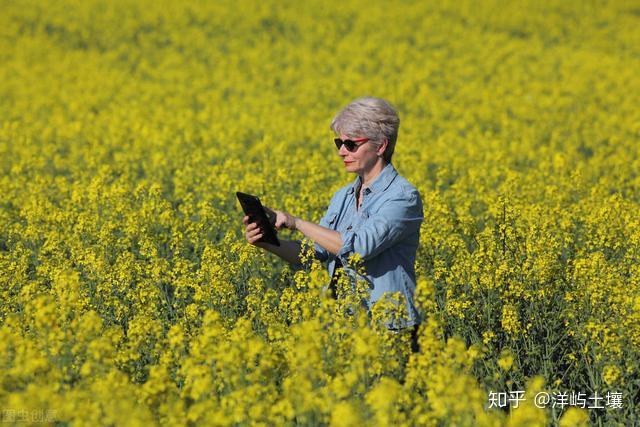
[497, 349, 514, 371]
[602, 365, 622, 386]
[559, 408, 590, 427]
[330, 401, 362, 427]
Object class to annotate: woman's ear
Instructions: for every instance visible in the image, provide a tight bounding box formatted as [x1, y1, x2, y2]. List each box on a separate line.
[377, 139, 388, 157]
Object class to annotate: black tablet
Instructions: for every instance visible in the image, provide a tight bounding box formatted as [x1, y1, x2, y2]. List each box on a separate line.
[236, 192, 280, 246]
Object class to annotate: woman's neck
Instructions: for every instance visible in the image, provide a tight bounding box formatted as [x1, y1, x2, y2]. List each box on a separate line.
[360, 159, 388, 188]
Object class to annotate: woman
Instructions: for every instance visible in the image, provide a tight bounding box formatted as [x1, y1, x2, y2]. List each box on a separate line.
[242, 97, 423, 350]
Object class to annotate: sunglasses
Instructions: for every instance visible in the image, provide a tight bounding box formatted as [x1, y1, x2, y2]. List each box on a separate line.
[334, 137, 370, 151]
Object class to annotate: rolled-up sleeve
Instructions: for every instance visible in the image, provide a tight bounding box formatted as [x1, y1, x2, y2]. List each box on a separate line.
[337, 189, 423, 263]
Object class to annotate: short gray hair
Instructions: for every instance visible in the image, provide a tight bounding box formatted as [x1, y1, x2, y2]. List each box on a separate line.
[330, 97, 400, 163]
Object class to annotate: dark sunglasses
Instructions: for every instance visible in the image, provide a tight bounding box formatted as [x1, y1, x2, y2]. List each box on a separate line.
[334, 137, 370, 151]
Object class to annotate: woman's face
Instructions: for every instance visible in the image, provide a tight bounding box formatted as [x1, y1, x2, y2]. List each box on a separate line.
[338, 133, 380, 175]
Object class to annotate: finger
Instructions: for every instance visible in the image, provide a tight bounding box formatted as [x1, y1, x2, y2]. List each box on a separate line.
[243, 216, 249, 225]
[248, 227, 262, 238]
[247, 222, 258, 231]
[250, 232, 263, 243]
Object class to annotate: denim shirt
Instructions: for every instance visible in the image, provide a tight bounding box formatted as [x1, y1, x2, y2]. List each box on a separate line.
[313, 163, 424, 329]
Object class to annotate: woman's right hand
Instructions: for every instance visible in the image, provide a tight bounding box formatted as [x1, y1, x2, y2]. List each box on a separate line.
[243, 215, 266, 247]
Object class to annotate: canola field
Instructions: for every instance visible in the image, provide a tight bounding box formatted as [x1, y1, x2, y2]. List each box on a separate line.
[1, 0, 639, 425]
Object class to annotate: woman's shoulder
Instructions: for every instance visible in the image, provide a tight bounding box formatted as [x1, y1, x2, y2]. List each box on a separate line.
[390, 172, 422, 200]
[382, 172, 423, 213]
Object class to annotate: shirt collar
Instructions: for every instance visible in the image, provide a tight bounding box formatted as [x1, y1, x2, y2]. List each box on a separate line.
[347, 163, 398, 195]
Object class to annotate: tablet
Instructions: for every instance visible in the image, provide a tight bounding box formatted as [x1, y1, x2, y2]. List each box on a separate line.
[236, 192, 280, 246]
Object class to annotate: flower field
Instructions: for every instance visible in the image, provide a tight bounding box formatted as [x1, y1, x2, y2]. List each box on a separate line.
[1, 0, 639, 425]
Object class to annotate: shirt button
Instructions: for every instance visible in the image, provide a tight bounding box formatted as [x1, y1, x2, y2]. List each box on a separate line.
[365, 188, 371, 194]
[347, 225, 352, 230]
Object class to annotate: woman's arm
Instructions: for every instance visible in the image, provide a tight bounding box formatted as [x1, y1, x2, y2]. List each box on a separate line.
[257, 239, 304, 265]
[243, 215, 303, 265]
[293, 217, 342, 255]
[268, 209, 343, 256]
[243, 211, 344, 263]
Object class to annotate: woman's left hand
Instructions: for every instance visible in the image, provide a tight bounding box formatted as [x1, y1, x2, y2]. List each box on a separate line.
[265, 207, 297, 231]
